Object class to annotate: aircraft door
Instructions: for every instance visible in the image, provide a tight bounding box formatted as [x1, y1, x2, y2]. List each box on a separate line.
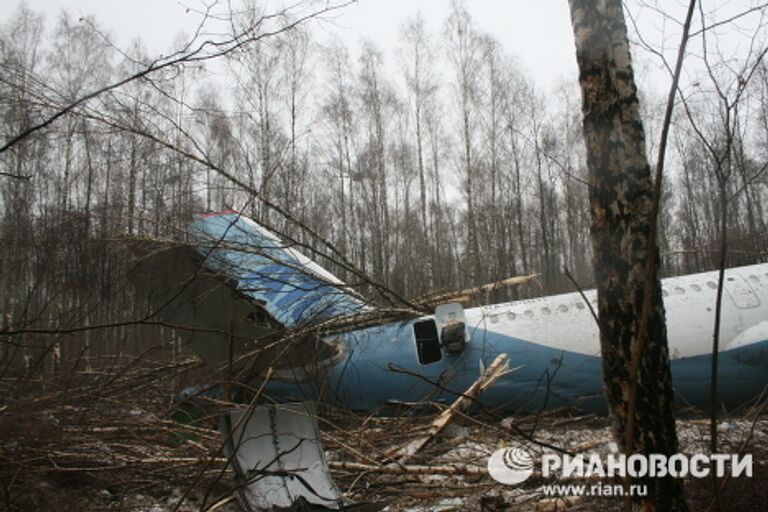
[724, 275, 760, 309]
[412, 304, 469, 365]
[413, 319, 442, 364]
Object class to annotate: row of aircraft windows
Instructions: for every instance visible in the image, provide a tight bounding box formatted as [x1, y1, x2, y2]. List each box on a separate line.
[487, 273, 765, 324]
[489, 300, 591, 323]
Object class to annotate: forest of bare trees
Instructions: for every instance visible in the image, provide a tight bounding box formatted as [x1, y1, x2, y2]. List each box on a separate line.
[0, 1, 767, 509]
[2, 1, 766, 370]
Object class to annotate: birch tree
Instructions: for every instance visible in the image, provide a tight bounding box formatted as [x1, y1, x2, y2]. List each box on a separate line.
[399, 12, 436, 290]
[445, 0, 483, 286]
[568, 1, 687, 510]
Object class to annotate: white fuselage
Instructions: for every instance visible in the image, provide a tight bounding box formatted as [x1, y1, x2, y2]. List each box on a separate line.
[469, 263, 768, 360]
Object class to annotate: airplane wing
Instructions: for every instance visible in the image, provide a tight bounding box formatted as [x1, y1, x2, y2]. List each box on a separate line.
[129, 213, 382, 511]
[128, 211, 368, 375]
[189, 211, 369, 328]
[129, 240, 283, 369]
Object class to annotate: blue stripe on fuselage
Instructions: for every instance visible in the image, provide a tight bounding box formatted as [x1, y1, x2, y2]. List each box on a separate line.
[260, 322, 768, 414]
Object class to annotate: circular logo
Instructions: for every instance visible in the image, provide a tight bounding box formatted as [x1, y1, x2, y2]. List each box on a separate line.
[487, 446, 534, 485]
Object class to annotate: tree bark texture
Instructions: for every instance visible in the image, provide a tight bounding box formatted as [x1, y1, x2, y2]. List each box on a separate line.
[568, 1, 688, 510]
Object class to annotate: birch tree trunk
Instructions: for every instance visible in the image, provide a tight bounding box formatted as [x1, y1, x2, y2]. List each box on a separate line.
[568, 1, 688, 510]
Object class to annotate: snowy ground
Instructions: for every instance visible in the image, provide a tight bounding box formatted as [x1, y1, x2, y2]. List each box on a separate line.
[5, 404, 766, 511]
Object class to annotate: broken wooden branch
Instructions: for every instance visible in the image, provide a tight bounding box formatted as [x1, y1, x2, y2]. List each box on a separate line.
[384, 353, 513, 463]
[416, 274, 540, 307]
[328, 460, 488, 476]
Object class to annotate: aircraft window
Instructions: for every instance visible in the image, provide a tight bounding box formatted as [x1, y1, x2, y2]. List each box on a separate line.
[541, 307, 551, 316]
[749, 275, 760, 283]
[490, 314, 499, 324]
[524, 309, 534, 318]
[574, 302, 585, 310]
[558, 304, 568, 313]
[727, 277, 735, 282]
[674, 286, 685, 295]
[413, 319, 442, 365]
[707, 281, 717, 289]
[507, 312, 516, 321]
[690, 284, 702, 292]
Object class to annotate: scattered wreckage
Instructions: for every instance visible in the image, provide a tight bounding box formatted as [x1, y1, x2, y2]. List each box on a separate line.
[130, 211, 768, 510]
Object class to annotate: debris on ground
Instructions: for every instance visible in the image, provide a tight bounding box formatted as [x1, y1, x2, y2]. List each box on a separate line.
[1, 364, 765, 511]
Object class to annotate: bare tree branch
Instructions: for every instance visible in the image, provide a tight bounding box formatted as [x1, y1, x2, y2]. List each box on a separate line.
[0, 0, 355, 155]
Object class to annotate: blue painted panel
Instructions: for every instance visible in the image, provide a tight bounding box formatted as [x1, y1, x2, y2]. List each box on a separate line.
[186, 213, 768, 414]
[189, 213, 366, 328]
[261, 320, 768, 414]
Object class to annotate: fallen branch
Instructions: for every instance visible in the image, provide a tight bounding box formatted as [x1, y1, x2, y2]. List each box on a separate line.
[416, 274, 539, 306]
[328, 460, 488, 476]
[384, 353, 513, 463]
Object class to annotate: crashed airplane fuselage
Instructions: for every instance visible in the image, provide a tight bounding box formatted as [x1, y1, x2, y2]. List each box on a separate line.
[135, 211, 768, 414]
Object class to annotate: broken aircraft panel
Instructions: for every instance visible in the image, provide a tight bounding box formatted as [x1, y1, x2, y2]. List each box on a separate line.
[220, 402, 346, 511]
[188, 212, 369, 330]
[134, 210, 768, 413]
[131, 210, 768, 511]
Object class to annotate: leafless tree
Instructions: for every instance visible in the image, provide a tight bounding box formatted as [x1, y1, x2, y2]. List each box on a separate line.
[568, 0, 690, 509]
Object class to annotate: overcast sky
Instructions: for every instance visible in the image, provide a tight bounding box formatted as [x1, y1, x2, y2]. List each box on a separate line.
[0, 1, 581, 86]
[1, 1, 764, 100]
